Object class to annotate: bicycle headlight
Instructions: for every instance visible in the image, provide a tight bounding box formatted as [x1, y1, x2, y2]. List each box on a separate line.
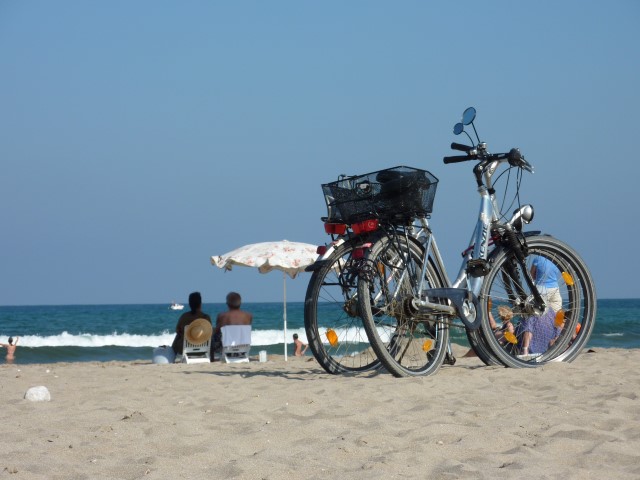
[509, 205, 534, 231]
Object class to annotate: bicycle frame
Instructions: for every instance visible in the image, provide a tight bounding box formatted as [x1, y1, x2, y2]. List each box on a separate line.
[403, 158, 539, 329]
[314, 150, 543, 331]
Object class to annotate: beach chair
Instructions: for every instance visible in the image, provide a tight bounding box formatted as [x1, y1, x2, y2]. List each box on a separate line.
[221, 325, 252, 363]
[182, 319, 212, 364]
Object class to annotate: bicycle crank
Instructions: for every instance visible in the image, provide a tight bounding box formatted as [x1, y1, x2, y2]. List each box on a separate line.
[413, 288, 482, 330]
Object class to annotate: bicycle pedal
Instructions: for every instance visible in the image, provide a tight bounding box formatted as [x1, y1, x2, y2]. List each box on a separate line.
[466, 259, 490, 277]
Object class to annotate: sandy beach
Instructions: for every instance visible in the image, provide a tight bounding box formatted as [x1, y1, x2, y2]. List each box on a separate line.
[1, 345, 639, 479]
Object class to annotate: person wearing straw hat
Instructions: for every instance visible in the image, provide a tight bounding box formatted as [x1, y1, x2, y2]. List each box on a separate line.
[171, 292, 212, 355]
[184, 318, 213, 345]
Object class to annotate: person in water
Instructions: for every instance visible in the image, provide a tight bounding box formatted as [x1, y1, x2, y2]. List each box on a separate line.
[1, 336, 19, 363]
[293, 333, 308, 356]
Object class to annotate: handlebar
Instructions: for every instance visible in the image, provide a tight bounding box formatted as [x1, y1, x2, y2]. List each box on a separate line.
[443, 154, 477, 164]
[442, 153, 503, 164]
[443, 148, 533, 173]
[450, 142, 473, 153]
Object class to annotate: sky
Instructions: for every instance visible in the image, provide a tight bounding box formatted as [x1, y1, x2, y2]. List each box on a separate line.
[1, 1, 638, 306]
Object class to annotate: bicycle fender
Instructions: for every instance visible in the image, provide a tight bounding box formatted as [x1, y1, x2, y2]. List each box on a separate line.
[304, 238, 346, 272]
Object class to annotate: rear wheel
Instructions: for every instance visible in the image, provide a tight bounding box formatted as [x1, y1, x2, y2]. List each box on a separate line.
[304, 240, 381, 374]
[358, 232, 450, 377]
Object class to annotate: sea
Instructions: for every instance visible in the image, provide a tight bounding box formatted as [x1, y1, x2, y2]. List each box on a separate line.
[1, 299, 638, 365]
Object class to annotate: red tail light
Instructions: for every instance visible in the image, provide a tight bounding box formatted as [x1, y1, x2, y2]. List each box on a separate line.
[352, 242, 372, 259]
[316, 245, 327, 255]
[324, 223, 347, 235]
[352, 219, 379, 234]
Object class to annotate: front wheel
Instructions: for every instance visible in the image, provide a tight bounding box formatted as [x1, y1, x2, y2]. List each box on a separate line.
[479, 234, 596, 368]
[358, 232, 450, 377]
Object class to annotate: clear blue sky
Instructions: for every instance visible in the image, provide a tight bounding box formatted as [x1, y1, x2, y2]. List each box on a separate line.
[1, 1, 638, 305]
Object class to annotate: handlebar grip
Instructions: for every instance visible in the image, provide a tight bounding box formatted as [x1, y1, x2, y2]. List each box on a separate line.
[443, 155, 474, 164]
[450, 142, 473, 153]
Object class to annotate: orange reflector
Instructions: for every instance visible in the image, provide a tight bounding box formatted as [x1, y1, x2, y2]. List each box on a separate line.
[504, 331, 518, 344]
[562, 271, 574, 286]
[554, 310, 565, 327]
[575, 323, 582, 334]
[326, 329, 338, 346]
[422, 339, 433, 352]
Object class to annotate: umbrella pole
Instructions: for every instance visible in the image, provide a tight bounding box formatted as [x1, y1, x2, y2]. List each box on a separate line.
[283, 272, 288, 361]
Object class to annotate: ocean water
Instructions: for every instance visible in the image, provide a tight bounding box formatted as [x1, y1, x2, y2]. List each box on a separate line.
[0, 299, 638, 365]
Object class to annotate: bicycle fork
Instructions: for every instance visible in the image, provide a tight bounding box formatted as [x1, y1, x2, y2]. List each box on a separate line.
[499, 225, 546, 316]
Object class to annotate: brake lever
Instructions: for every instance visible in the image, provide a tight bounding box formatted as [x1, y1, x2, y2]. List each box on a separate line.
[508, 148, 534, 173]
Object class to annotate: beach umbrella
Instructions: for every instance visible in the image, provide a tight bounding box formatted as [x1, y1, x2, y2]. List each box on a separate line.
[210, 240, 318, 361]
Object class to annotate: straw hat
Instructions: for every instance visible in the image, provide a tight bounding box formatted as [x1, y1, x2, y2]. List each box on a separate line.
[185, 318, 213, 345]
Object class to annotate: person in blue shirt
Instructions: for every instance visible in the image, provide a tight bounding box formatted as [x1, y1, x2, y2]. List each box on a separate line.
[530, 256, 562, 313]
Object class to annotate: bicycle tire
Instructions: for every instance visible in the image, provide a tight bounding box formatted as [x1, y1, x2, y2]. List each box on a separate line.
[304, 240, 381, 374]
[465, 328, 503, 366]
[358, 232, 450, 377]
[479, 234, 596, 368]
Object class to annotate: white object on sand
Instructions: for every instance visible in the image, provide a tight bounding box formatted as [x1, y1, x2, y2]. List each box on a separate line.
[153, 346, 176, 364]
[25, 386, 51, 402]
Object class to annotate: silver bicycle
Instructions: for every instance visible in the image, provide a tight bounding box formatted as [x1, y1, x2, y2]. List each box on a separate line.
[355, 107, 597, 376]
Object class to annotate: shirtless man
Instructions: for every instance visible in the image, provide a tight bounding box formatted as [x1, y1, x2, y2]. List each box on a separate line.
[293, 333, 308, 356]
[213, 292, 252, 358]
[1, 336, 19, 363]
[216, 292, 252, 331]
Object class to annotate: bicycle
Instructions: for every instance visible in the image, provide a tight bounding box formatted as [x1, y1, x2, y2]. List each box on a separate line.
[304, 166, 460, 375]
[354, 107, 596, 376]
[303, 175, 385, 374]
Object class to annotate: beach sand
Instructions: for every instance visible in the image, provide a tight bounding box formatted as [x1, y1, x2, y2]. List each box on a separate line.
[1, 345, 639, 479]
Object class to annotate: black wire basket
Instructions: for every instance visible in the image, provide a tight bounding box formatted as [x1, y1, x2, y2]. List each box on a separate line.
[322, 166, 439, 224]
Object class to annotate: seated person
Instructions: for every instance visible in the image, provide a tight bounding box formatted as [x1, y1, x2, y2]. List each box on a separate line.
[463, 300, 515, 357]
[213, 292, 253, 357]
[171, 292, 212, 355]
[490, 305, 516, 340]
[486, 303, 518, 354]
[518, 308, 564, 355]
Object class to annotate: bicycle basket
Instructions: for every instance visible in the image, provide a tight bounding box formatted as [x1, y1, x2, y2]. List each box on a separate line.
[321, 166, 438, 224]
